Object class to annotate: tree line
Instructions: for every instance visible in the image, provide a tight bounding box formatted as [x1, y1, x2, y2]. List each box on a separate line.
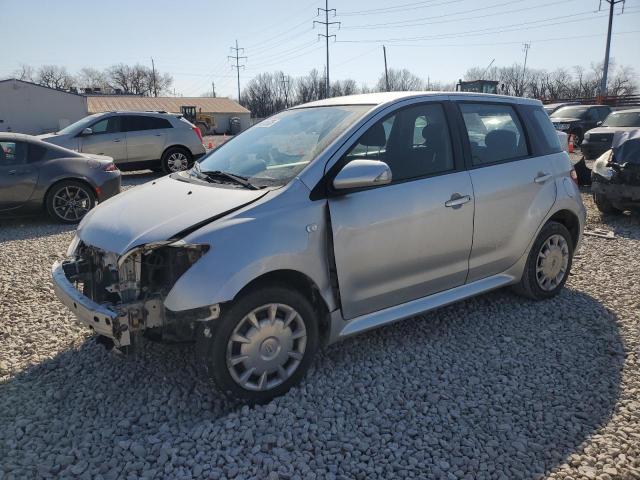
[14, 64, 173, 96]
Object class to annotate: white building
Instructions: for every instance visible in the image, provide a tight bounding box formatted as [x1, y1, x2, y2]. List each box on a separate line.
[0, 79, 88, 134]
[0, 78, 251, 135]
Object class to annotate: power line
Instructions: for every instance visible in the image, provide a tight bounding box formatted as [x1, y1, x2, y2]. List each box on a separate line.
[228, 39, 247, 102]
[314, 0, 340, 97]
[340, 0, 464, 16]
[599, 0, 626, 95]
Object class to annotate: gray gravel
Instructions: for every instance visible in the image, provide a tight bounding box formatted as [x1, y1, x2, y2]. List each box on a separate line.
[1, 172, 639, 479]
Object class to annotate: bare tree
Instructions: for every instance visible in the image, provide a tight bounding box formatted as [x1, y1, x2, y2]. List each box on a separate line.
[14, 64, 35, 82]
[36, 65, 75, 90]
[76, 67, 109, 92]
[375, 68, 424, 91]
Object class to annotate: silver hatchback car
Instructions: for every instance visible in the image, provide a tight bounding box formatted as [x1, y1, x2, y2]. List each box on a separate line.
[52, 92, 586, 402]
[39, 111, 206, 173]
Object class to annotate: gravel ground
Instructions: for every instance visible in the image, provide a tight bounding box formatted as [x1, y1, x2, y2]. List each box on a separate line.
[1, 171, 639, 480]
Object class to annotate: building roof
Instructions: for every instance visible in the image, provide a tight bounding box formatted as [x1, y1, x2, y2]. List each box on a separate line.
[0, 78, 85, 97]
[86, 95, 249, 114]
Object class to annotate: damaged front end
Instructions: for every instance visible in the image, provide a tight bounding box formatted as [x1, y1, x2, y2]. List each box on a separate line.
[52, 240, 215, 348]
[592, 146, 640, 210]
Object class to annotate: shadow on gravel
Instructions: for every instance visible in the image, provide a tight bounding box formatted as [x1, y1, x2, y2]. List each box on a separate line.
[121, 170, 162, 188]
[0, 288, 624, 479]
[0, 215, 75, 241]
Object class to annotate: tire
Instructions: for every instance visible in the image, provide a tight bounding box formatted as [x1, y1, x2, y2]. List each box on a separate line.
[45, 180, 96, 224]
[195, 285, 319, 403]
[161, 147, 192, 174]
[513, 221, 573, 300]
[571, 129, 583, 146]
[593, 193, 623, 215]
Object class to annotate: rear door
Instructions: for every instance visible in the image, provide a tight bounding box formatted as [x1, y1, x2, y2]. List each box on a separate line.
[454, 100, 557, 282]
[123, 115, 170, 164]
[79, 116, 126, 162]
[328, 101, 474, 319]
[0, 140, 39, 211]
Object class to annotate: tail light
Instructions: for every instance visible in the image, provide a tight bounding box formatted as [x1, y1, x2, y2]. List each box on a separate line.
[570, 168, 578, 185]
[192, 126, 203, 143]
[104, 162, 119, 172]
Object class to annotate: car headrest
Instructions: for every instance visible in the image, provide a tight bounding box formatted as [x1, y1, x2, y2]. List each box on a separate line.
[485, 129, 517, 151]
[359, 122, 387, 147]
[421, 124, 444, 142]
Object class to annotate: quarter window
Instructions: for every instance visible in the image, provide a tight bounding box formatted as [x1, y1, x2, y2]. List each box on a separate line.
[459, 103, 529, 165]
[342, 103, 454, 182]
[0, 141, 28, 165]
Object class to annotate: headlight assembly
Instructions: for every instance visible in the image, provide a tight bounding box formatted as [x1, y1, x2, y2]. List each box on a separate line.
[592, 151, 614, 181]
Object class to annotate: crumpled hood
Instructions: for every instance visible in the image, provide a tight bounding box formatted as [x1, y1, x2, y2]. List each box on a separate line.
[587, 126, 639, 135]
[77, 175, 268, 254]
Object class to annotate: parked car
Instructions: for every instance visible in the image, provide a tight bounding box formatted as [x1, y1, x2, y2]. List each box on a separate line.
[592, 129, 640, 214]
[550, 105, 612, 144]
[39, 111, 206, 173]
[543, 102, 579, 115]
[581, 108, 640, 159]
[0, 133, 120, 223]
[52, 92, 585, 402]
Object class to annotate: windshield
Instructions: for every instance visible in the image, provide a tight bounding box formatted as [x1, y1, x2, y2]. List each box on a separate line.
[603, 111, 640, 127]
[550, 106, 588, 119]
[56, 113, 103, 135]
[197, 105, 371, 187]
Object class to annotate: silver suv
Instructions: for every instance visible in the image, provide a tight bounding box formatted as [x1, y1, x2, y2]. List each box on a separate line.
[39, 111, 206, 173]
[52, 92, 586, 402]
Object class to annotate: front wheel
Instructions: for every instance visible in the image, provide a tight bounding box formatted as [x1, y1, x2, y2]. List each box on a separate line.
[196, 285, 319, 403]
[513, 221, 573, 300]
[594, 193, 623, 215]
[161, 147, 192, 174]
[46, 180, 96, 224]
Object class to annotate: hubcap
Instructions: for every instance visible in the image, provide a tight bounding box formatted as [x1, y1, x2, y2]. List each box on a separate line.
[226, 303, 307, 391]
[535, 234, 569, 291]
[52, 186, 91, 221]
[167, 152, 188, 172]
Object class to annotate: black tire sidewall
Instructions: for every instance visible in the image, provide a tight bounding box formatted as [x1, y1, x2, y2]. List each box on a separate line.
[161, 147, 192, 174]
[46, 180, 95, 224]
[522, 222, 574, 300]
[594, 193, 621, 214]
[196, 285, 319, 403]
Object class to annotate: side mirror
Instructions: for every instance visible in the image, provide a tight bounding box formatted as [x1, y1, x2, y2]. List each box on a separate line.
[333, 160, 392, 190]
[81, 127, 93, 136]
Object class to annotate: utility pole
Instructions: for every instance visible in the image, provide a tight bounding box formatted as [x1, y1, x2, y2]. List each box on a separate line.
[314, 0, 340, 98]
[211, 81, 216, 98]
[599, 0, 625, 96]
[228, 40, 247, 102]
[521, 43, 531, 97]
[280, 72, 291, 108]
[383, 45, 389, 92]
[150, 57, 157, 97]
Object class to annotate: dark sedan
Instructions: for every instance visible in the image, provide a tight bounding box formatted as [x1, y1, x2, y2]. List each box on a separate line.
[0, 133, 121, 223]
[581, 108, 640, 159]
[550, 105, 612, 145]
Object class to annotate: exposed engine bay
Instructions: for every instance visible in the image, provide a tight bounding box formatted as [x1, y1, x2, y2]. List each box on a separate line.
[60, 240, 213, 347]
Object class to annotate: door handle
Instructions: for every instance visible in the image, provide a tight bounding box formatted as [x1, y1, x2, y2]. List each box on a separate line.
[113, 139, 122, 143]
[8, 169, 16, 175]
[445, 194, 471, 208]
[534, 172, 552, 184]
[154, 134, 163, 137]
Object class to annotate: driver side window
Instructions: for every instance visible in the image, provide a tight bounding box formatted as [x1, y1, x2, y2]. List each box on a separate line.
[90, 117, 120, 135]
[342, 103, 454, 182]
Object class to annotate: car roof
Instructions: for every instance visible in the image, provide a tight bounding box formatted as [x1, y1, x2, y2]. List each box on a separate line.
[292, 91, 542, 109]
[0, 132, 83, 156]
[610, 107, 640, 113]
[97, 110, 177, 117]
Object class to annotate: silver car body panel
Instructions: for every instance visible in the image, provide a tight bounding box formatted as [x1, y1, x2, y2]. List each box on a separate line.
[54, 92, 585, 347]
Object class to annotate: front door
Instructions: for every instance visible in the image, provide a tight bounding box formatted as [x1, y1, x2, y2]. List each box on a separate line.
[0, 140, 39, 211]
[328, 102, 474, 320]
[79, 116, 126, 162]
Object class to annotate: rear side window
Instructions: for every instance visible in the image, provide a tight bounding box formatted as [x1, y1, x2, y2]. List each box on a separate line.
[459, 103, 529, 166]
[529, 107, 562, 154]
[124, 115, 172, 132]
[0, 141, 28, 165]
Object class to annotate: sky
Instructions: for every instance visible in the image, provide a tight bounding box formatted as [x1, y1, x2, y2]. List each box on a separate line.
[1, 0, 639, 99]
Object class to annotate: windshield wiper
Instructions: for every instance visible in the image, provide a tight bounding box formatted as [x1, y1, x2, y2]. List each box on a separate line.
[202, 170, 259, 190]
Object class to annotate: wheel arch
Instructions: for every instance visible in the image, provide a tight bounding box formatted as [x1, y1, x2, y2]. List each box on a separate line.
[161, 144, 193, 159]
[43, 177, 97, 209]
[232, 269, 332, 346]
[547, 209, 581, 249]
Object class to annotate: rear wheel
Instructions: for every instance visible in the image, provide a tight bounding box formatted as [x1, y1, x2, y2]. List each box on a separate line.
[594, 193, 623, 215]
[513, 221, 573, 300]
[46, 180, 95, 224]
[161, 147, 192, 174]
[196, 285, 319, 403]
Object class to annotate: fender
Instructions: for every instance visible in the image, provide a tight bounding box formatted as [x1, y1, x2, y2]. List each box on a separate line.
[163, 179, 337, 313]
